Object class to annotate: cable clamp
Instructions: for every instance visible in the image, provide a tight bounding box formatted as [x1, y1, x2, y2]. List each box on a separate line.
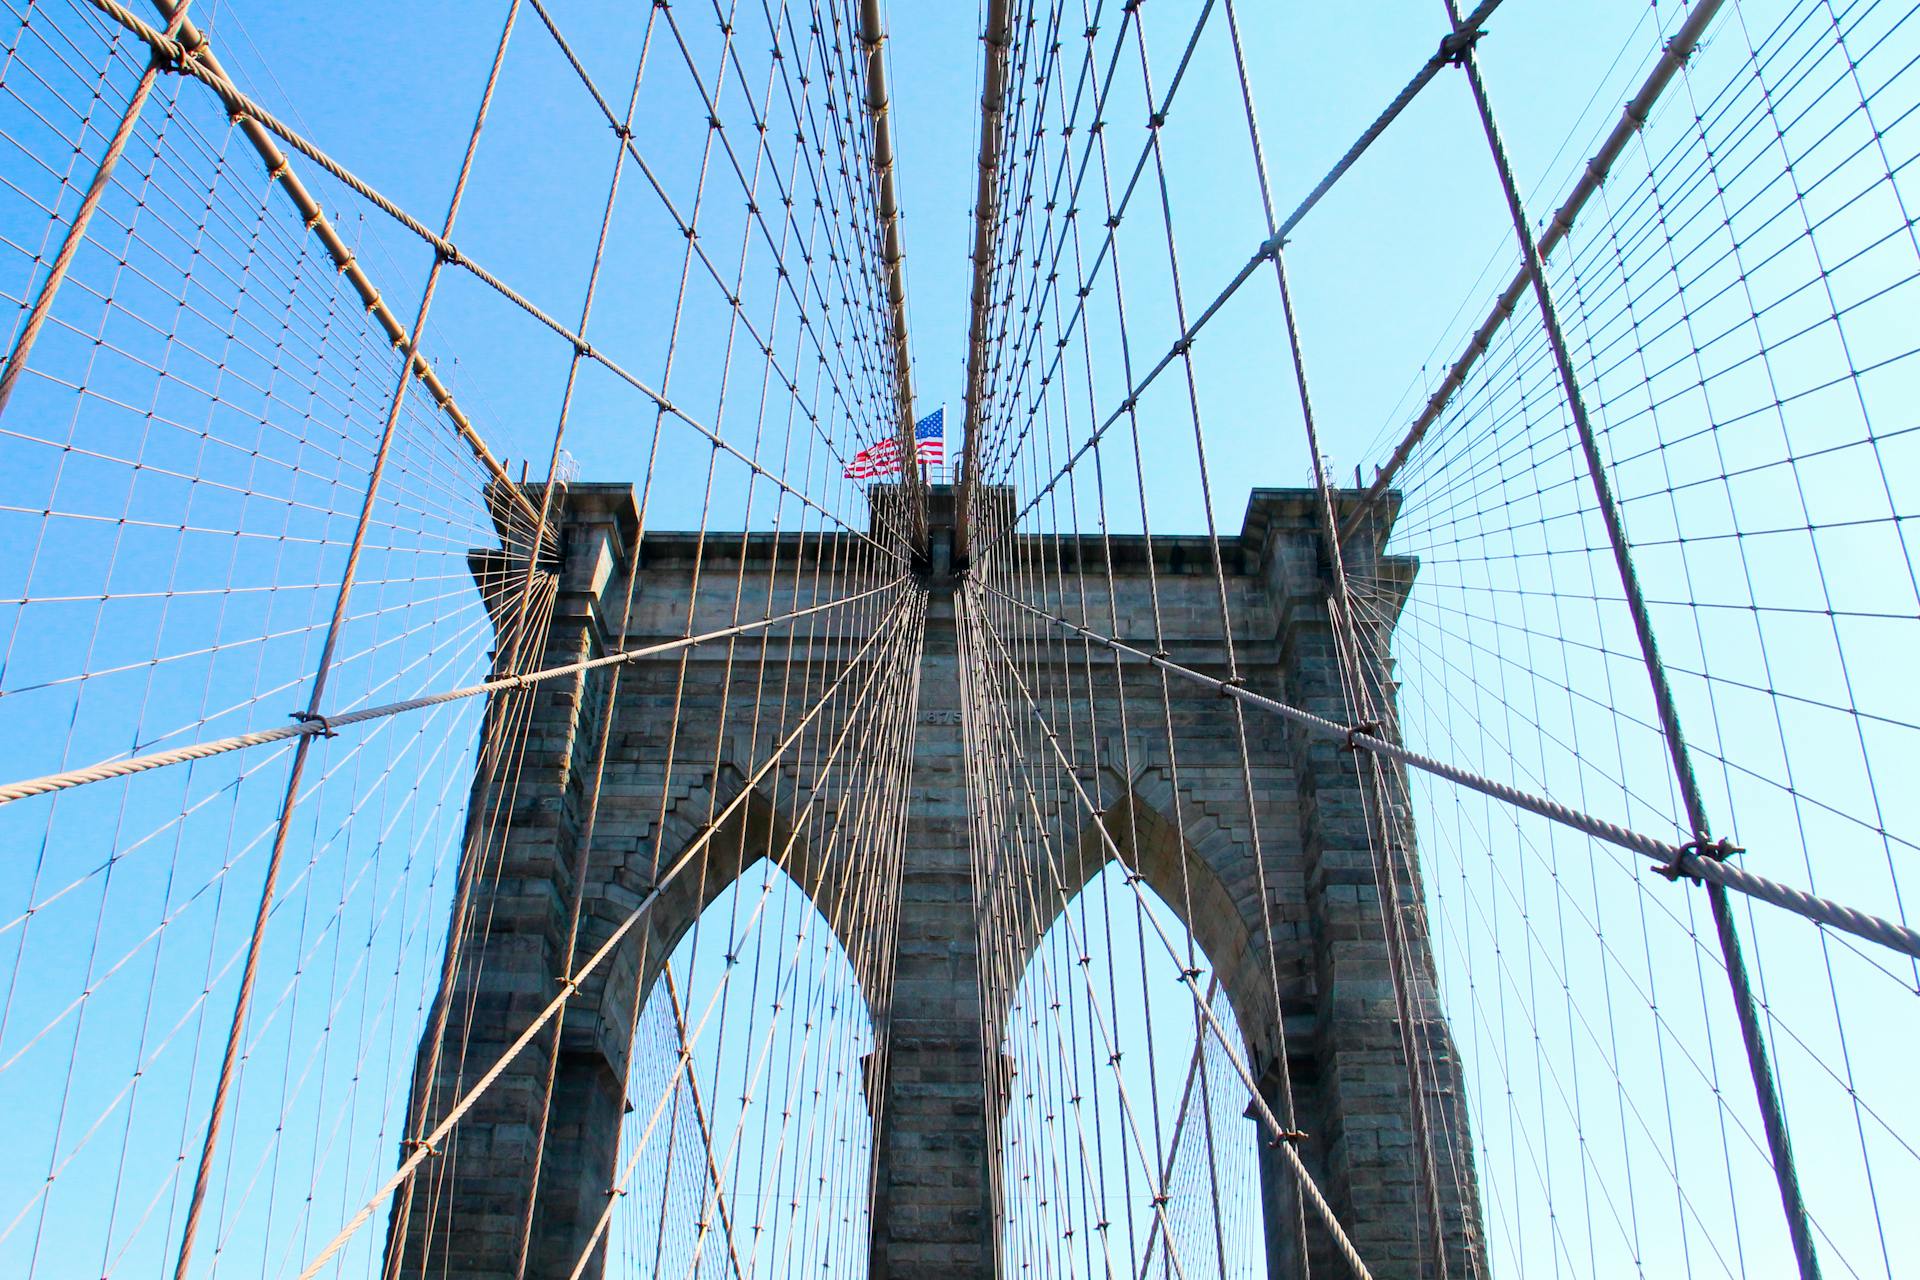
[401, 1138, 441, 1158]
[1438, 26, 1485, 65]
[1269, 1128, 1309, 1147]
[291, 710, 337, 738]
[1340, 720, 1381, 752]
[1663, 33, 1702, 65]
[436, 242, 462, 267]
[1219, 674, 1246, 698]
[1658, 834, 1742, 884]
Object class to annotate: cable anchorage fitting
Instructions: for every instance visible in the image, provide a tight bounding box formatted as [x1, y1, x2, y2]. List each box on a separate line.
[1340, 719, 1382, 752]
[291, 710, 338, 738]
[1658, 834, 1743, 884]
[148, 40, 186, 74]
[1438, 25, 1486, 65]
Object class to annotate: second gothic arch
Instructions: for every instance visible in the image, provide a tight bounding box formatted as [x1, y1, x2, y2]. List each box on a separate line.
[994, 762, 1292, 1075]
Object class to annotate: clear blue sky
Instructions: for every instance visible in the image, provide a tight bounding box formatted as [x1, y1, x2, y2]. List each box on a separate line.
[1, 2, 1914, 1278]
[193, 0, 1685, 530]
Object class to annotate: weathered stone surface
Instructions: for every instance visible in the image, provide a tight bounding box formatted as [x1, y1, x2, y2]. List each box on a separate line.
[389, 483, 1483, 1279]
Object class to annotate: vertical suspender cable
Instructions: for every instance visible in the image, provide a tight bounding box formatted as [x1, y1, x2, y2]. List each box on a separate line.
[858, 0, 928, 554]
[1339, 0, 1726, 545]
[0, 3, 197, 417]
[169, 6, 527, 1276]
[1435, 4, 1823, 1276]
[953, 0, 1014, 562]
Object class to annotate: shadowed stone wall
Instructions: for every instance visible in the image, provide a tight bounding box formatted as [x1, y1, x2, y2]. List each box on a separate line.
[389, 482, 1483, 1280]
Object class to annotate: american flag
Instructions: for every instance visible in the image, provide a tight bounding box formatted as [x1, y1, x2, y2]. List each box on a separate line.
[844, 406, 944, 478]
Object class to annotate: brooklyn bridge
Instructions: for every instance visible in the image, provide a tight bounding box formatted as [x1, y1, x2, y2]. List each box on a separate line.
[0, 1, 1914, 1278]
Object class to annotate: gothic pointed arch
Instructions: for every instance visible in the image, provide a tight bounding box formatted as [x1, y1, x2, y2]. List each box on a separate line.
[606, 845, 881, 1279]
[994, 851, 1273, 1279]
[1010, 759, 1292, 1076]
[592, 757, 882, 1050]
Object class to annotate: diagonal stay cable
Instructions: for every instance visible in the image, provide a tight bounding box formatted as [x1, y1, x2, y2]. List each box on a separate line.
[977, 582, 1920, 962]
[118, 0, 541, 527]
[971, 0, 1507, 551]
[958, 587, 1372, 1280]
[81, 0, 900, 561]
[562, 587, 925, 1280]
[1338, 0, 1728, 543]
[291, 584, 915, 1280]
[0, 576, 907, 806]
[523, 0, 887, 490]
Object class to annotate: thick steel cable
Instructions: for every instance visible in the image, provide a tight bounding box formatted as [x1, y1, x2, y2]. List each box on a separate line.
[560, 585, 924, 1280]
[1440, 2, 1822, 1273]
[1340, 0, 1730, 544]
[293, 585, 914, 1280]
[0, 579, 902, 806]
[951, 0, 1014, 556]
[125, 0, 540, 529]
[856, 0, 928, 549]
[969, 0, 1511, 552]
[80, 0, 901, 563]
[166, 7, 529, 1274]
[981, 582, 1920, 964]
[0, 1, 194, 416]
[959, 588, 1373, 1280]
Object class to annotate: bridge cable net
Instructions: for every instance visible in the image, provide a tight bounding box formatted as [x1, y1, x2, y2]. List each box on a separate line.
[954, 0, 1918, 1278]
[0, 0, 1911, 1278]
[0, 0, 923, 1275]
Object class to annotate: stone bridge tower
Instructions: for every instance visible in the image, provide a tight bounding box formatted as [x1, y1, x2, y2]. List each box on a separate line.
[388, 482, 1484, 1279]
